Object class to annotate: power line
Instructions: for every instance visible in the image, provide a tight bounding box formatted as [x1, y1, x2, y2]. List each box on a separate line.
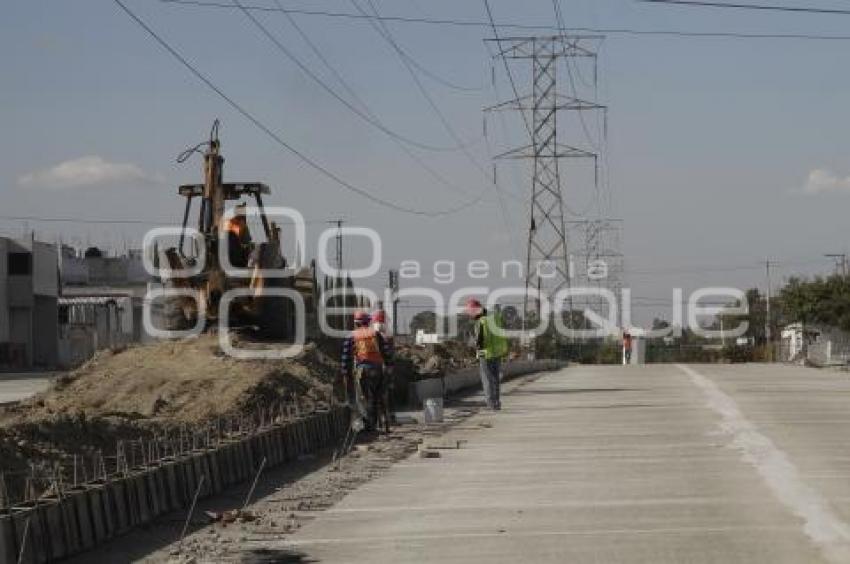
[350, 0, 476, 153]
[350, 0, 524, 208]
[0, 215, 164, 226]
[625, 258, 828, 276]
[159, 0, 850, 40]
[232, 0, 466, 153]
[549, 1, 607, 224]
[482, 0, 531, 137]
[111, 0, 485, 218]
[0, 214, 330, 226]
[552, 1, 605, 161]
[479, 0, 539, 254]
[266, 0, 485, 201]
[346, 0, 484, 92]
[483, 42, 533, 259]
[638, 0, 850, 16]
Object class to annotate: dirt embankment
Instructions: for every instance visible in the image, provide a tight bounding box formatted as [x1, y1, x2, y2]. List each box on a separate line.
[12, 336, 334, 424]
[0, 334, 475, 503]
[0, 335, 339, 502]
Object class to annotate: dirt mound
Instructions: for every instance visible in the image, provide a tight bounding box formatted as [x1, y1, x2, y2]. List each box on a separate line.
[394, 340, 476, 379]
[0, 335, 339, 502]
[7, 335, 335, 426]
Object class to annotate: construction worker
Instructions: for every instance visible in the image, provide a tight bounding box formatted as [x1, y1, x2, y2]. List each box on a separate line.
[467, 298, 509, 411]
[223, 204, 251, 268]
[341, 310, 392, 433]
[371, 309, 395, 429]
[623, 330, 633, 365]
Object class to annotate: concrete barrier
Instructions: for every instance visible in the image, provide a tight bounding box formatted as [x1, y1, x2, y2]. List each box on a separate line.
[412, 359, 566, 405]
[0, 513, 15, 564]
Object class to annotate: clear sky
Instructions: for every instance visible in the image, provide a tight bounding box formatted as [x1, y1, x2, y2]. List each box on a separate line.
[3, 0, 850, 326]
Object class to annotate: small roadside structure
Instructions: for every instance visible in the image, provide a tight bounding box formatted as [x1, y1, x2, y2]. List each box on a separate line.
[415, 329, 444, 345]
[780, 322, 850, 366]
[57, 296, 133, 368]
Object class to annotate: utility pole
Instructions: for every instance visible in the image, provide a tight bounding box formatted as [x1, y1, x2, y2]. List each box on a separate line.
[765, 260, 775, 360]
[326, 218, 347, 329]
[485, 35, 605, 322]
[388, 269, 400, 336]
[327, 219, 344, 272]
[825, 253, 847, 277]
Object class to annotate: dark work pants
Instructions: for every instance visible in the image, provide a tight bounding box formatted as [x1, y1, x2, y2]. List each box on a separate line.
[354, 365, 383, 431]
[479, 358, 501, 409]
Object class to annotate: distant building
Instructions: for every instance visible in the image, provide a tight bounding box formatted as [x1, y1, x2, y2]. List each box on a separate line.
[0, 237, 59, 369]
[58, 296, 133, 368]
[58, 246, 153, 368]
[781, 322, 850, 366]
[60, 246, 148, 287]
[781, 322, 817, 362]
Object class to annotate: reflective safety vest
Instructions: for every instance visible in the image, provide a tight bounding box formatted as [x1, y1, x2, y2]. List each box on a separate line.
[353, 327, 384, 365]
[478, 313, 509, 360]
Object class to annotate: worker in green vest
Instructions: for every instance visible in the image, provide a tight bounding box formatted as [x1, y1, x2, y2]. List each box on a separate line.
[466, 298, 509, 410]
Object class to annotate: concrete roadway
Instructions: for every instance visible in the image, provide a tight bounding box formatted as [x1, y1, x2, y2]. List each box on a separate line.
[0, 373, 52, 405]
[276, 364, 850, 563]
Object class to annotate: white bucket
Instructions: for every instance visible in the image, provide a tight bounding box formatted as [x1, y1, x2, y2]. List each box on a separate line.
[423, 397, 444, 424]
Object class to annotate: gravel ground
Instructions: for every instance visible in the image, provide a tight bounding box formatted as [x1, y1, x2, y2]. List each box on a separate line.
[67, 373, 541, 563]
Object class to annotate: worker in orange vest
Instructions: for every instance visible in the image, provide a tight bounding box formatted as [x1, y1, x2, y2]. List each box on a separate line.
[341, 310, 392, 432]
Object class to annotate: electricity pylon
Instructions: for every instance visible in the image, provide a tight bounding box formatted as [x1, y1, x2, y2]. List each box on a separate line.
[485, 35, 605, 318]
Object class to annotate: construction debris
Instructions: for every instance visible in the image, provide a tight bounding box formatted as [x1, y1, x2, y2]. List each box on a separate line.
[204, 509, 257, 525]
[395, 341, 477, 379]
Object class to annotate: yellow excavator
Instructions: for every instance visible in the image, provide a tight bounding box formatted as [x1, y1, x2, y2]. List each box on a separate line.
[162, 122, 299, 338]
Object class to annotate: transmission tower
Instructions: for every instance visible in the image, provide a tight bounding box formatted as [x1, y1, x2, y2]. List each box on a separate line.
[485, 36, 605, 318]
[568, 218, 624, 326]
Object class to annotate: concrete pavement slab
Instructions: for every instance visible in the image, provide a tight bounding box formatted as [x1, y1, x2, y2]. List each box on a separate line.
[276, 364, 841, 563]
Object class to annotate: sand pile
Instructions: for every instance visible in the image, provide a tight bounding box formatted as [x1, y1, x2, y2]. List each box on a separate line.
[0, 335, 339, 501]
[6, 335, 336, 426]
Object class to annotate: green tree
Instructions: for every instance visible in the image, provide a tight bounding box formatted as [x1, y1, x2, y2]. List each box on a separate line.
[778, 274, 850, 332]
[409, 310, 437, 334]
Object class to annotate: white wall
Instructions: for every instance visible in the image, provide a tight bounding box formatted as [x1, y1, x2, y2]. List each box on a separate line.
[32, 241, 58, 297]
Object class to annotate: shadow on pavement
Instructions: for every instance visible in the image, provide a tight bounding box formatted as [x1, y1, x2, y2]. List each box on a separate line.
[510, 387, 643, 395]
[242, 547, 318, 563]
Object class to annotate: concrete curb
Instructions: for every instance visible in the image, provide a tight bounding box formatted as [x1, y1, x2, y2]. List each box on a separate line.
[0, 405, 350, 564]
[411, 359, 566, 405]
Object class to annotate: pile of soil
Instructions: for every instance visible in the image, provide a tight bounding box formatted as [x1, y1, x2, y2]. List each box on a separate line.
[0, 334, 477, 503]
[6, 335, 336, 427]
[0, 335, 339, 503]
[394, 340, 476, 379]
